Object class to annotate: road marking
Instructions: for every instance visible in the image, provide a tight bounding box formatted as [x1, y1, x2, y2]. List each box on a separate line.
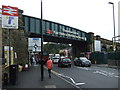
[93, 70, 119, 78]
[50, 67, 85, 86]
[45, 85, 56, 88]
[51, 70, 59, 75]
[55, 73, 82, 89]
[75, 66, 91, 71]
[93, 71, 108, 76]
[58, 74, 85, 86]
[44, 66, 82, 89]
[75, 66, 119, 78]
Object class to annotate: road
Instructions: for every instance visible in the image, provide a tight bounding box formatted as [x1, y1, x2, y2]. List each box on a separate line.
[52, 64, 119, 89]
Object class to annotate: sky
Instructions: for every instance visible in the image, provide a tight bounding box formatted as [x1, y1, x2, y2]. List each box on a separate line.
[0, 0, 119, 40]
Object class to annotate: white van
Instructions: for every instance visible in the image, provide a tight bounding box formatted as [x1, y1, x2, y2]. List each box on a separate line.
[52, 54, 60, 64]
[53, 57, 59, 64]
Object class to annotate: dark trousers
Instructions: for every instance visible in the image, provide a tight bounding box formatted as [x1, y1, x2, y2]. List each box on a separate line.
[48, 69, 51, 77]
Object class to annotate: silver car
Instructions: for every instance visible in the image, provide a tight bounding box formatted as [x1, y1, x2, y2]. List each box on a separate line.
[74, 57, 91, 67]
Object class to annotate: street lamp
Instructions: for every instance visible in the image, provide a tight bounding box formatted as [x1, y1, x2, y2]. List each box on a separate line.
[108, 2, 116, 51]
[40, 0, 44, 81]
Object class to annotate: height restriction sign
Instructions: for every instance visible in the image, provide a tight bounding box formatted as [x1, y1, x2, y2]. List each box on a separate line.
[2, 5, 18, 29]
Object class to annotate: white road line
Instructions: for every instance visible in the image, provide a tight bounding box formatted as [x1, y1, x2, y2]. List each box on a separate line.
[44, 67, 82, 89]
[58, 74, 85, 86]
[56, 74, 81, 89]
[45, 85, 56, 88]
[75, 66, 119, 78]
[93, 70, 119, 78]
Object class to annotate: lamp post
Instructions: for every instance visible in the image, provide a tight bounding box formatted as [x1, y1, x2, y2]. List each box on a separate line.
[40, 0, 44, 81]
[108, 2, 116, 51]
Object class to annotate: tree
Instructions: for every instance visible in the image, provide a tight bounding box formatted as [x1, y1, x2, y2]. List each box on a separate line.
[44, 43, 70, 54]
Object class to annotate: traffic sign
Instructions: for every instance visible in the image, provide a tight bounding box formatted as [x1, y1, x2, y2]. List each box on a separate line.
[2, 5, 18, 16]
[2, 5, 18, 29]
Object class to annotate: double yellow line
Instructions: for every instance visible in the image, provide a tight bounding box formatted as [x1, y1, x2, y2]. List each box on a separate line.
[44, 66, 59, 75]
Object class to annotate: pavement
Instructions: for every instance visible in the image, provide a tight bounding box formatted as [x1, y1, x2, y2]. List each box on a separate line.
[2, 64, 81, 89]
[96, 64, 119, 69]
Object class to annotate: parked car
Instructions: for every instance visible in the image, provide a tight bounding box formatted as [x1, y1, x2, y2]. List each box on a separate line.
[58, 57, 72, 67]
[74, 57, 91, 67]
[52, 57, 60, 64]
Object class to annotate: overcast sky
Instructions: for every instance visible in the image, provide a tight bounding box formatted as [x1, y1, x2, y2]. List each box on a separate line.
[0, 0, 119, 40]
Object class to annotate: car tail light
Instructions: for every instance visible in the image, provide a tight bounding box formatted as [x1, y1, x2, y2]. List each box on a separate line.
[61, 62, 64, 63]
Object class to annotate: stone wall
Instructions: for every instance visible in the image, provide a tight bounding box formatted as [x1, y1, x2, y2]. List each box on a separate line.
[87, 32, 94, 52]
[1, 9, 28, 65]
[2, 29, 28, 65]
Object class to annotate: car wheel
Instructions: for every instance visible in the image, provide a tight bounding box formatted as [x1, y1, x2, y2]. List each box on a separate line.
[69, 65, 71, 68]
[79, 63, 82, 67]
[88, 65, 91, 67]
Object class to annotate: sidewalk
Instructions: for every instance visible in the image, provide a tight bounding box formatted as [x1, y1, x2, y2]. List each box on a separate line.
[3, 65, 80, 89]
[95, 64, 119, 69]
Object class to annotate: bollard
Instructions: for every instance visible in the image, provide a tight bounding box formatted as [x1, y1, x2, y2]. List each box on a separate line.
[3, 73, 8, 85]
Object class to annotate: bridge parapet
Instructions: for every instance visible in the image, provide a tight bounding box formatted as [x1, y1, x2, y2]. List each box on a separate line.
[23, 15, 89, 42]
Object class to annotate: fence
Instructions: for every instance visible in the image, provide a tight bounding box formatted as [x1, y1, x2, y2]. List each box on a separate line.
[107, 52, 120, 66]
[90, 52, 120, 66]
[90, 52, 108, 64]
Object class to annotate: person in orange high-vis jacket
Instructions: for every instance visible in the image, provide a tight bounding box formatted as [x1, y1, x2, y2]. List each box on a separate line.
[46, 59, 53, 78]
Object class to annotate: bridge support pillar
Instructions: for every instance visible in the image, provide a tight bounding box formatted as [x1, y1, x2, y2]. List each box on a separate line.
[72, 42, 89, 60]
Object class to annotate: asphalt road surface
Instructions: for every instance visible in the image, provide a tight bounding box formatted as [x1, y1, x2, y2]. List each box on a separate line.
[52, 64, 119, 89]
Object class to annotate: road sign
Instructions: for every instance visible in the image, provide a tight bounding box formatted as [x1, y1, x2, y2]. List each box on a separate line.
[46, 29, 52, 34]
[28, 38, 41, 52]
[2, 5, 18, 29]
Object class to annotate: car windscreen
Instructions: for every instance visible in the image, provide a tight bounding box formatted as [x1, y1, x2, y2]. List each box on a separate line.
[62, 58, 71, 62]
[53, 58, 59, 59]
[80, 57, 88, 61]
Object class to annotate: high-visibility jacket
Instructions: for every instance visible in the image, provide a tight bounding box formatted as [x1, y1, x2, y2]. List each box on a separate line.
[46, 60, 53, 69]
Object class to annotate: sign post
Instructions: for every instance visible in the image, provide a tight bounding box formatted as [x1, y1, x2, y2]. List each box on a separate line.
[2, 5, 18, 66]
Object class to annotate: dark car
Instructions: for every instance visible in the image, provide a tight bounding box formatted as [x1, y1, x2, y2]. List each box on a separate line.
[58, 58, 72, 67]
[74, 57, 91, 67]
